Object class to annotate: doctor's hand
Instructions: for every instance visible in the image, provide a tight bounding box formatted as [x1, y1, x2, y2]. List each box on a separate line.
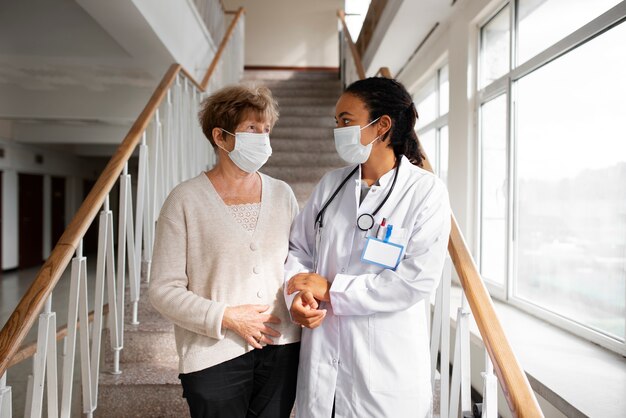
[290, 291, 327, 329]
[222, 304, 282, 349]
[287, 273, 331, 302]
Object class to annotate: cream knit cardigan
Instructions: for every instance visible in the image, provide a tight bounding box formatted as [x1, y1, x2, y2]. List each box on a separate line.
[149, 173, 301, 374]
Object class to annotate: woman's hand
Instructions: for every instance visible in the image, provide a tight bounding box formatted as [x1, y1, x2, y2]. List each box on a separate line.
[287, 273, 331, 302]
[222, 304, 281, 349]
[290, 291, 326, 329]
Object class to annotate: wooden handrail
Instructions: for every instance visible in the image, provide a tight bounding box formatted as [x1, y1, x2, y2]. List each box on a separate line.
[372, 64, 543, 416]
[375, 66, 392, 78]
[337, 10, 366, 80]
[201, 7, 245, 88]
[0, 7, 247, 378]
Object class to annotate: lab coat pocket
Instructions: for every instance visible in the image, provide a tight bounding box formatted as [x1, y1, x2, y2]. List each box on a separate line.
[388, 227, 409, 258]
[368, 313, 420, 394]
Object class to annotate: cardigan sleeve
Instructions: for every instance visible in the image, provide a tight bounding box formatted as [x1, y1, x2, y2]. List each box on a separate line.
[149, 213, 227, 340]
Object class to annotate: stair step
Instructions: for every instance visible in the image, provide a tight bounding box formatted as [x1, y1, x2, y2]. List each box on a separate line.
[268, 138, 334, 153]
[271, 126, 332, 140]
[267, 151, 342, 167]
[289, 182, 318, 206]
[96, 362, 187, 417]
[271, 87, 341, 99]
[262, 166, 332, 183]
[275, 97, 338, 107]
[274, 115, 336, 128]
[278, 105, 335, 117]
[260, 79, 341, 90]
[243, 70, 339, 81]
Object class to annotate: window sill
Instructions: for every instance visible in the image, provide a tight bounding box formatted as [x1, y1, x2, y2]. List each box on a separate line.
[447, 283, 626, 418]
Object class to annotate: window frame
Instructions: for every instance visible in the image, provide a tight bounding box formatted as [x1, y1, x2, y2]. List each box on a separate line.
[414, 63, 450, 181]
[476, 0, 626, 355]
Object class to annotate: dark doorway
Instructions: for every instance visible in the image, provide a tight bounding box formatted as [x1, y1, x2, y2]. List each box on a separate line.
[82, 179, 98, 254]
[0, 171, 3, 272]
[18, 173, 44, 269]
[51, 176, 66, 251]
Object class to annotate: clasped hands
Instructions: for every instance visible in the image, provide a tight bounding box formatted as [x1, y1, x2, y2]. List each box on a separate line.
[286, 273, 331, 329]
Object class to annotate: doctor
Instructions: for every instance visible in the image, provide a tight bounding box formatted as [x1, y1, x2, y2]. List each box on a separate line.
[284, 77, 451, 418]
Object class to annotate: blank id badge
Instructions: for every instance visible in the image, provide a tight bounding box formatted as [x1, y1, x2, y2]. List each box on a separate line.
[361, 237, 404, 270]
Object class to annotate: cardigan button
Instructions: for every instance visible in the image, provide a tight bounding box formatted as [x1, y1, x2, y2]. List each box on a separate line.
[250, 242, 258, 251]
[253, 266, 260, 274]
[257, 291, 263, 298]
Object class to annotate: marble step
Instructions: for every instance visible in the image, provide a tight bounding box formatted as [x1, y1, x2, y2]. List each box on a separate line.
[271, 126, 332, 140]
[270, 87, 341, 99]
[96, 361, 187, 418]
[262, 166, 331, 184]
[275, 96, 338, 107]
[258, 79, 341, 90]
[243, 70, 339, 81]
[266, 151, 343, 167]
[289, 182, 318, 206]
[269, 138, 334, 153]
[274, 115, 336, 128]
[277, 105, 335, 117]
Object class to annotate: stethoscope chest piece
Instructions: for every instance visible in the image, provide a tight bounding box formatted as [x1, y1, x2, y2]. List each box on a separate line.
[357, 213, 375, 231]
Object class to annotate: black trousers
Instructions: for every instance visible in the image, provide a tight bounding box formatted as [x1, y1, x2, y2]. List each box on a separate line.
[179, 342, 300, 418]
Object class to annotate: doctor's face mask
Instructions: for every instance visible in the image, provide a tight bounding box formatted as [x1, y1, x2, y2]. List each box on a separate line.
[333, 117, 381, 165]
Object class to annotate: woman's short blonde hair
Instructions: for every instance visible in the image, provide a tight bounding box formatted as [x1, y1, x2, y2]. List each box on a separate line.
[198, 84, 279, 147]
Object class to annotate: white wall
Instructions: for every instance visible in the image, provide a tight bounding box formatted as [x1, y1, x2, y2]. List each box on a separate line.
[0, 139, 93, 269]
[223, 0, 342, 67]
[131, 0, 217, 81]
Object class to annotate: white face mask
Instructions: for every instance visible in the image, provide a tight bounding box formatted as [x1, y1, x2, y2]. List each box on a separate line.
[218, 129, 272, 173]
[333, 117, 381, 165]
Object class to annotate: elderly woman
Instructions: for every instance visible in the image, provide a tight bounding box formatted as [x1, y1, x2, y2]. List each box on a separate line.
[149, 84, 300, 418]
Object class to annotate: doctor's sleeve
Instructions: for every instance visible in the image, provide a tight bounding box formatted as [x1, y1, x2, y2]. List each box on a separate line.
[330, 179, 451, 316]
[283, 182, 322, 310]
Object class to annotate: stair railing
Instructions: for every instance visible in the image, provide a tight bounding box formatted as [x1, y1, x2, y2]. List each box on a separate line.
[0, 8, 245, 418]
[192, 0, 227, 45]
[338, 9, 543, 418]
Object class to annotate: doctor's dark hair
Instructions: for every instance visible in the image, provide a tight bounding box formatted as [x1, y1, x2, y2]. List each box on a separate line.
[344, 77, 424, 167]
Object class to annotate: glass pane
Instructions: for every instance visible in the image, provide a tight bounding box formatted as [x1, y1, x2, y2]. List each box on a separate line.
[439, 65, 449, 115]
[480, 5, 510, 88]
[518, 0, 621, 65]
[480, 95, 508, 285]
[415, 77, 437, 128]
[419, 129, 437, 174]
[439, 126, 449, 184]
[345, 0, 372, 41]
[515, 22, 626, 340]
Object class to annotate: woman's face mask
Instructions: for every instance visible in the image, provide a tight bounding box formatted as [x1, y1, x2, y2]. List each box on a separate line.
[333, 117, 381, 165]
[218, 129, 272, 173]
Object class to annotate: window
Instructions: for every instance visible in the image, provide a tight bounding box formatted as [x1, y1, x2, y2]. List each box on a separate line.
[344, 0, 372, 41]
[415, 65, 449, 183]
[478, 0, 626, 352]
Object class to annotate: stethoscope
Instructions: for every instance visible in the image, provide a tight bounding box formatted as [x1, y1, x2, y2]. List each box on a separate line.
[312, 158, 401, 270]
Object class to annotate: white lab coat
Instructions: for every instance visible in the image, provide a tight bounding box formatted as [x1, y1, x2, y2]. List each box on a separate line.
[284, 156, 451, 418]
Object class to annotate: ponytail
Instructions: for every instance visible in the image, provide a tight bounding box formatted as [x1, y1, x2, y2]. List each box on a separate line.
[344, 78, 424, 167]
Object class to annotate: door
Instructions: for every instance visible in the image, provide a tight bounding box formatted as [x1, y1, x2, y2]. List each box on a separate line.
[51, 176, 66, 250]
[19, 173, 44, 269]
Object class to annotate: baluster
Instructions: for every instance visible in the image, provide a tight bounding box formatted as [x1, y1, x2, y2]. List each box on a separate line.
[135, 132, 148, 291]
[449, 293, 472, 417]
[431, 257, 451, 418]
[76, 241, 94, 417]
[481, 350, 498, 418]
[0, 372, 12, 418]
[121, 164, 139, 326]
[103, 196, 121, 375]
[60, 244, 85, 418]
[30, 295, 58, 418]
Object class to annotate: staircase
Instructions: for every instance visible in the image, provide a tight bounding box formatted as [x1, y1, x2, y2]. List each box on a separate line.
[95, 70, 344, 416]
[245, 69, 346, 205]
